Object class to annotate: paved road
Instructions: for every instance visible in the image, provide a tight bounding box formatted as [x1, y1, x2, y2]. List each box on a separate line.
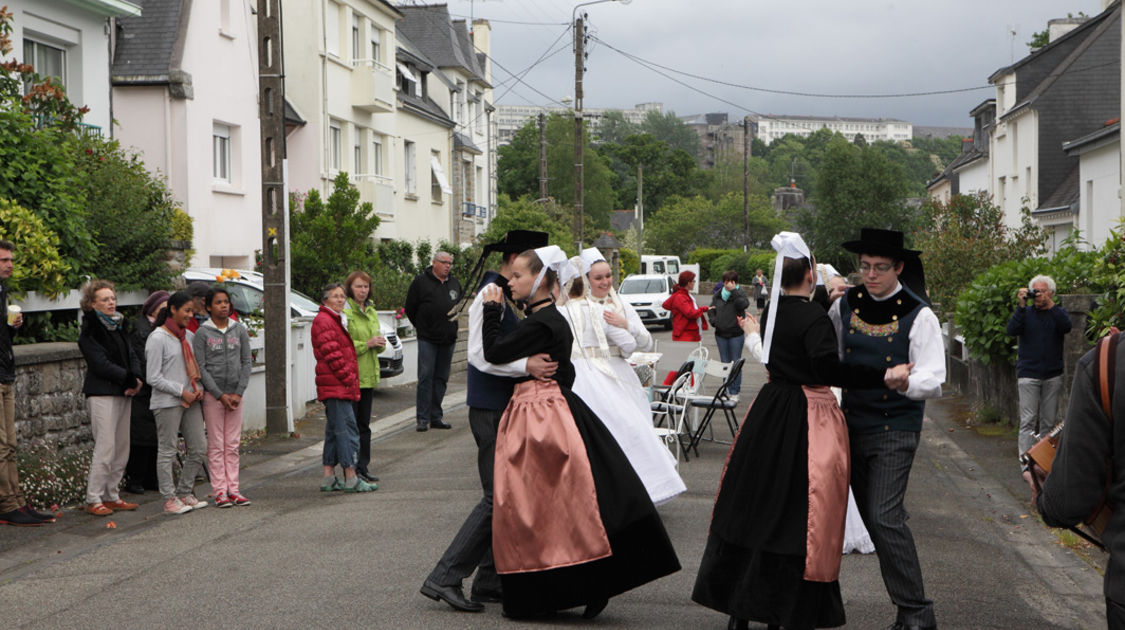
[0, 329, 1108, 629]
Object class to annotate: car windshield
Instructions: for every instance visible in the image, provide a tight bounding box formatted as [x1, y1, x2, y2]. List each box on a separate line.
[290, 289, 321, 314]
[619, 278, 667, 294]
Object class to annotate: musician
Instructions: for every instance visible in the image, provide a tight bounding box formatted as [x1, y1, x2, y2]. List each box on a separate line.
[1034, 333, 1124, 629]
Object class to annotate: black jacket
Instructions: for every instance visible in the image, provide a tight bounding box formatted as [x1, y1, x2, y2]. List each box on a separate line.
[78, 315, 142, 397]
[0, 283, 14, 384]
[709, 287, 750, 338]
[404, 266, 462, 345]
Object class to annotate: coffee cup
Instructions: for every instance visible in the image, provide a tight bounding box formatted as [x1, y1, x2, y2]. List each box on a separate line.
[7, 304, 19, 326]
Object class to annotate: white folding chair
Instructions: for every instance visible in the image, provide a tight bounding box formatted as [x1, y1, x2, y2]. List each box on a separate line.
[651, 372, 693, 466]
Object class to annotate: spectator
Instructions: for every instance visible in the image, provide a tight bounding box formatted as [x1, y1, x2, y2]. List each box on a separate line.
[709, 270, 749, 399]
[0, 239, 54, 526]
[124, 290, 168, 494]
[146, 291, 208, 515]
[1006, 274, 1071, 464]
[193, 286, 253, 508]
[185, 281, 210, 333]
[313, 283, 375, 493]
[661, 270, 709, 342]
[78, 280, 143, 516]
[344, 270, 385, 484]
[404, 251, 462, 432]
[751, 268, 768, 312]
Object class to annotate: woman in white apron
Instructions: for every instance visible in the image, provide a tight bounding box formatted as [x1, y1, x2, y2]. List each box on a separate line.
[560, 248, 686, 505]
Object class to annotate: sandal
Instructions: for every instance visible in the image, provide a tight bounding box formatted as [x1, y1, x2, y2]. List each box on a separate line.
[85, 503, 113, 516]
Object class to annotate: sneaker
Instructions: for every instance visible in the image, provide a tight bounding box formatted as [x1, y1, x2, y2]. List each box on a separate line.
[0, 508, 44, 526]
[214, 492, 232, 508]
[343, 478, 377, 493]
[321, 477, 343, 492]
[85, 503, 113, 517]
[163, 497, 191, 515]
[229, 492, 251, 506]
[103, 499, 139, 511]
[180, 495, 208, 511]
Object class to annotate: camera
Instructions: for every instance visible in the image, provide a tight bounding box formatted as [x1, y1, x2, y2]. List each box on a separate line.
[1026, 288, 1039, 300]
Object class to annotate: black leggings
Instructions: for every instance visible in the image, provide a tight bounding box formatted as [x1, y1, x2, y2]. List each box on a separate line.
[353, 388, 375, 473]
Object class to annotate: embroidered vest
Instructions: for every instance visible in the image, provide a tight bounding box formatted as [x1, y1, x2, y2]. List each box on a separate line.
[841, 285, 927, 434]
[466, 273, 521, 411]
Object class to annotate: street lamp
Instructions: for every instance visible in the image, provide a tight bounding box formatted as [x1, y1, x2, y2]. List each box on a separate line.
[571, 0, 631, 250]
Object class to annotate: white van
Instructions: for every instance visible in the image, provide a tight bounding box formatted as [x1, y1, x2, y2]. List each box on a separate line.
[640, 255, 681, 277]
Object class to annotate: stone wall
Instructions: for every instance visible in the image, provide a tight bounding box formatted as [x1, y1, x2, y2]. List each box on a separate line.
[12, 343, 92, 447]
[945, 293, 1096, 425]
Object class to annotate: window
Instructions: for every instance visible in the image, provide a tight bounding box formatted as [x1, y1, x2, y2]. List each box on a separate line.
[325, 1, 340, 57]
[404, 140, 416, 194]
[454, 81, 464, 123]
[329, 121, 341, 171]
[351, 13, 360, 60]
[372, 136, 384, 176]
[353, 127, 363, 174]
[431, 151, 444, 200]
[213, 123, 232, 182]
[23, 39, 65, 89]
[369, 23, 380, 63]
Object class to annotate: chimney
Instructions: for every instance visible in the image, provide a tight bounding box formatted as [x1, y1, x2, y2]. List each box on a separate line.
[961, 138, 974, 154]
[1048, 16, 1089, 43]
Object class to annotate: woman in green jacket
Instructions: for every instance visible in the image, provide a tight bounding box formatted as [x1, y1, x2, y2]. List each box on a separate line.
[345, 271, 386, 484]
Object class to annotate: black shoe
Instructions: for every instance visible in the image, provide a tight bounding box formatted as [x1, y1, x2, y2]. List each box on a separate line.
[416, 424, 429, 432]
[356, 470, 378, 483]
[886, 623, 937, 630]
[582, 597, 608, 619]
[420, 580, 484, 612]
[727, 617, 749, 630]
[430, 420, 452, 429]
[0, 508, 44, 527]
[124, 482, 146, 495]
[470, 587, 502, 603]
[21, 505, 55, 523]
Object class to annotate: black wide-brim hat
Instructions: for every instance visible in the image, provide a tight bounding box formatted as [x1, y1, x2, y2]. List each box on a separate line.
[483, 230, 549, 254]
[842, 228, 921, 260]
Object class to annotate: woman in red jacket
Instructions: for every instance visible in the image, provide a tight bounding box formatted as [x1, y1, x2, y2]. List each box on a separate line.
[662, 271, 711, 342]
[312, 283, 375, 493]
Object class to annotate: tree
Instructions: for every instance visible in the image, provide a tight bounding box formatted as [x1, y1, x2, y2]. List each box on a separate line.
[797, 136, 915, 270]
[479, 194, 575, 256]
[638, 109, 699, 160]
[916, 192, 1047, 317]
[644, 193, 788, 258]
[601, 133, 703, 216]
[594, 110, 636, 146]
[289, 172, 381, 297]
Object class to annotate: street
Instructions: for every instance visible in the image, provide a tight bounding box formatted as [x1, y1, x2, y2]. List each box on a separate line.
[0, 328, 1108, 629]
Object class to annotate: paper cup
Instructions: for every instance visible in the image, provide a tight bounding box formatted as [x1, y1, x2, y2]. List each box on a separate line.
[7, 304, 19, 326]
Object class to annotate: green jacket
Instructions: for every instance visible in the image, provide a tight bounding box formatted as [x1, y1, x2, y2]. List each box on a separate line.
[345, 298, 385, 389]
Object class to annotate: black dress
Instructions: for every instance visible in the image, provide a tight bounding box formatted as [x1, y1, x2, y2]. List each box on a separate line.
[692, 296, 887, 629]
[482, 301, 681, 618]
[125, 314, 159, 490]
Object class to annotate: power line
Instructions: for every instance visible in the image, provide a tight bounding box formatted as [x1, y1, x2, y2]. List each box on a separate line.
[449, 12, 568, 26]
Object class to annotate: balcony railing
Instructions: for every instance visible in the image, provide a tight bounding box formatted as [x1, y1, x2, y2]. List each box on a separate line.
[462, 201, 487, 218]
[351, 59, 394, 113]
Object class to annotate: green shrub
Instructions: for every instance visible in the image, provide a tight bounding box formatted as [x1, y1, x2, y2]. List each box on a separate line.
[1087, 224, 1125, 339]
[0, 198, 71, 296]
[619, 248, 640, 276]
[289, 173, 380, 297]
[17, 440, 91, 509]
[687, 248, 739, 280]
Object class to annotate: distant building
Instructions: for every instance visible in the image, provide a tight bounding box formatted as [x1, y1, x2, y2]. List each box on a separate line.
[913, 125, 973, 140]
[679, 112, 751, 169]
[495, 102, 662, 145]
[754, 114, 912, 145]
[925, 99, 994, 205]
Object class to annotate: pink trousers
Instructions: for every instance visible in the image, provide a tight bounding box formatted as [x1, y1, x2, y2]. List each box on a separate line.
[202, 393, 243, 496]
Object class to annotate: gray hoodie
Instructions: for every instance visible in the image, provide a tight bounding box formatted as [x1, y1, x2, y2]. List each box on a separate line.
[146, 326, 196, 410]
[192, 318, 252, 398]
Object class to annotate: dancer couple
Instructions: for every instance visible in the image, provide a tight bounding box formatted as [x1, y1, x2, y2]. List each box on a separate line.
[421, 231, 682, 619]
[695, 229, 944, 630]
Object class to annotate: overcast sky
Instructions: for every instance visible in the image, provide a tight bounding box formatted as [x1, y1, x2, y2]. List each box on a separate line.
[441, 0, 1111, 128]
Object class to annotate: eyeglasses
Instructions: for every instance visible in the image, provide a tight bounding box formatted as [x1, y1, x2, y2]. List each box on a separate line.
[435, 259, 453, 265]
[859, 263, 894, 275]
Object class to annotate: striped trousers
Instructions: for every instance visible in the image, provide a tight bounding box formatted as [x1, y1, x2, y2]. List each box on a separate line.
[850, 429, 936, 628]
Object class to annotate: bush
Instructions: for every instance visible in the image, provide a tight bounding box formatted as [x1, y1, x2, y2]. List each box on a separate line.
[289, 173, 380, 297]
[705, 250, 776, 285]
[1087, 223, 1125, 339]
[954, 246, 1100, 364]
[619, 248, 640, 276]
[687, 248, 739, 281]
[17, 440, 91, 509]
[0, 198, 71, 296]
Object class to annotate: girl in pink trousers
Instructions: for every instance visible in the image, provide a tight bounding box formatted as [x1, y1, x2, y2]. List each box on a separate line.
[192, 286, 253, 508]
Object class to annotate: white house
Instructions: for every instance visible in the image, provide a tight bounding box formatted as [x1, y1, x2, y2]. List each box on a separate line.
[754, 114, 912, 146]
[4, 0, 141, 135]
[1063, 121, 1122, 249]
[112, 0, 262, 268]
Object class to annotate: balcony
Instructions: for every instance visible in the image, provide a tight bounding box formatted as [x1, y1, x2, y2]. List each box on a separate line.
[462, 201, 487, 219]
[350, 59, 394, 113]
[355, 175, 396, 217]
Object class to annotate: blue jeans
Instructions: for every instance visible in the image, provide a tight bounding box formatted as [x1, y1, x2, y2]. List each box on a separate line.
[714, 333, 744, 395]
[417, 338, 455, 426]
[323, 398, 359, 469]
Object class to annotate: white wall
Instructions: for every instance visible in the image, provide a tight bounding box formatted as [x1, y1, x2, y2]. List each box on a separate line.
[991, 109, 1038, 229]
[957, 159, 990, 196]
[1078, 139, 1122, 249]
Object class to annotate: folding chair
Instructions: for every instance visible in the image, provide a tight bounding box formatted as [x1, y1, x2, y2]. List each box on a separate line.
[650, 359, 694, 404]
[651, 372, 693, 465]
[685, 358, 746, 457]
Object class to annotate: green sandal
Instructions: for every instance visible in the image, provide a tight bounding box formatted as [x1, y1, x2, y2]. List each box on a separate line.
[320, 477, 343, 492]
[343, 478, 377, 493]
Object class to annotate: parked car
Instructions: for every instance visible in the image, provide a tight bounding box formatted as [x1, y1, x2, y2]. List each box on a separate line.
[618, 273, 676, 330]
[181, 268, 404, 379]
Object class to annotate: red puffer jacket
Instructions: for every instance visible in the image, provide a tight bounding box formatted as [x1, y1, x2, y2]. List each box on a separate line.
[312, 306, 360, 401]
[662, 287, 710, 342]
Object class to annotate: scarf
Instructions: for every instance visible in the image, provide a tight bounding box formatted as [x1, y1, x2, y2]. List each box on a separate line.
[163, 319, 201, 405]
[96, 310, 124, 331]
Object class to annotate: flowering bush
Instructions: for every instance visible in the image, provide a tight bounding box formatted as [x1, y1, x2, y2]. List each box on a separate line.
[17, 440, 93, 509]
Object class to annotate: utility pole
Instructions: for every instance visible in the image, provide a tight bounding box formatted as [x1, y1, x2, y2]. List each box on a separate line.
[258, 0, 289, 436]
[743, 115, 751, 252]
[538, 112, 548, 201]
[573, 15, 585, 251]
[636, 162, 643, 249]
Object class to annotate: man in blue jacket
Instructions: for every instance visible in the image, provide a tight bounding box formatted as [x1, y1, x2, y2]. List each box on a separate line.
[1006, 274, 1071, 466]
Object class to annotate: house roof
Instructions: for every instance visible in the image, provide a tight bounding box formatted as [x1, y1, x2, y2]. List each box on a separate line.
[454, 131, 481, 154]
[989, 7, 1113, 82]
[398, 5, 488, 84]
[1062, 121, 1120, 155]
[1035, 163, 1080, 213]
[398, 90, 455, 128]
[610, 210, 637, 233]
[284, 99, 306, 127]
[111, 0, 188, 85]
[969, 99, 996, 117]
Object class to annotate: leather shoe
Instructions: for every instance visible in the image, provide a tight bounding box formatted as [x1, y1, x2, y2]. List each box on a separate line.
[356, 470, 378, 483]
[470, 587, 502, 603]
[420, 580, 484, 612]
[727, 617, 749, 630]
[430, 420, 452, 429]
[582, 597, 608, 619]
[416, 424, 429, 432]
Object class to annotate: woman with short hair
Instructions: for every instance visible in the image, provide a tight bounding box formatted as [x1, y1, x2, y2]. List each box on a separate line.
[344, 271, 385, 484]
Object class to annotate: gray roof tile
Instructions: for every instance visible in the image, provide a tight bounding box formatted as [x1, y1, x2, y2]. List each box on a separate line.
[112, 0, 186, 84]
[398, 5, 484, 81]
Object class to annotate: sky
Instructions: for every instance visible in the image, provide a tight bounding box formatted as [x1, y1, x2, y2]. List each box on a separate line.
[439, 0, 1112, 128]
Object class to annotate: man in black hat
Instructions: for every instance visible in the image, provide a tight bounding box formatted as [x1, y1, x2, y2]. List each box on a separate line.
[828, 228, 945, 630]
[420, 230, 557, 612]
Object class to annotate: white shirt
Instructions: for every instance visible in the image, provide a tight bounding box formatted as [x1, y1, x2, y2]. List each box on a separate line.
[467, 281, 528, 377]
[827, 282, 944, 400]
